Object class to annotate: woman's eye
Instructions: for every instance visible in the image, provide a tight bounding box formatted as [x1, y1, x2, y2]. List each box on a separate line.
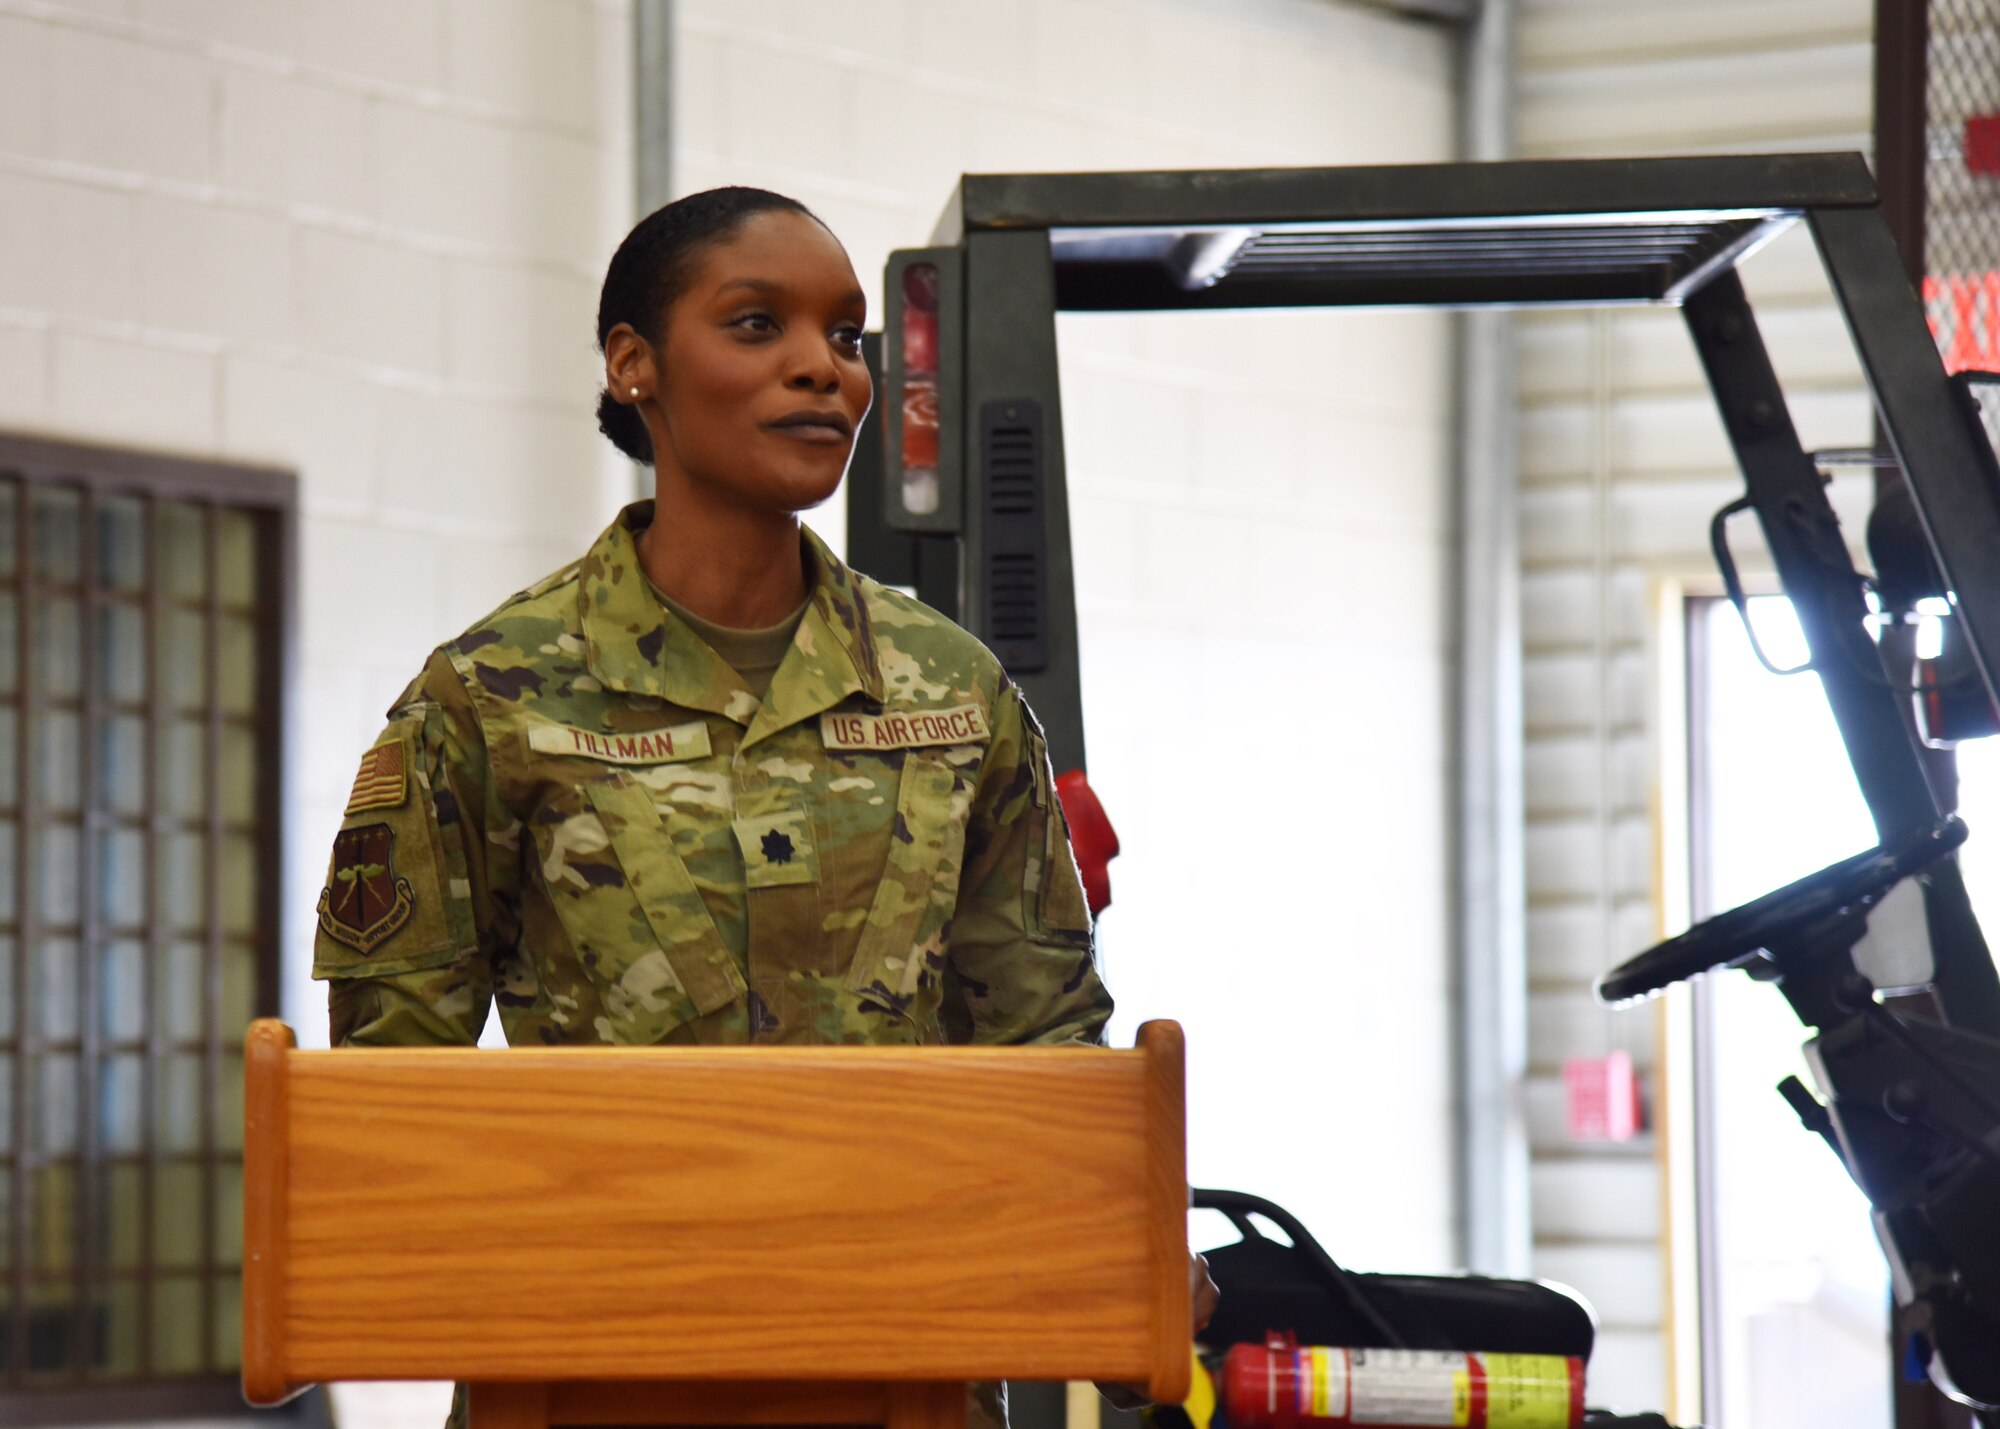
[832, 326, 863, 352]
[730, 311, 777, 334]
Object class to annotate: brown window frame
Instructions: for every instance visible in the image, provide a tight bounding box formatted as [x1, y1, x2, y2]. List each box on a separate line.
[0, 433, 316, 1426]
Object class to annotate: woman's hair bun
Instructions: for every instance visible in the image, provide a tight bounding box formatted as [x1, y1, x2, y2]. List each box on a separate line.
[594, 186, 821, 467]
[596, 388, 653, 464]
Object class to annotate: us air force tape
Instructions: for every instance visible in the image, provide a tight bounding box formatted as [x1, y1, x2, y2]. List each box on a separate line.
[820, 704, 989, 751]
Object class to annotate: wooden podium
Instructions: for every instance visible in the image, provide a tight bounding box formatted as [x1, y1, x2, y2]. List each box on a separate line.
[241, 1019, 1190, 1429]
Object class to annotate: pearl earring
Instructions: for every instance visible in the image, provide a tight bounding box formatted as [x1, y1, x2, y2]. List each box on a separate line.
[629, 386, 639, 399]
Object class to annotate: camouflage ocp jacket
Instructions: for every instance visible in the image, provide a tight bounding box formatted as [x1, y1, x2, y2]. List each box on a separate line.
[315, 501, 1111, 1051]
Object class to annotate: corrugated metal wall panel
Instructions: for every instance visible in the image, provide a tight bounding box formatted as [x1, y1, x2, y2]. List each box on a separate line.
[1515, 0, 1878, 1411]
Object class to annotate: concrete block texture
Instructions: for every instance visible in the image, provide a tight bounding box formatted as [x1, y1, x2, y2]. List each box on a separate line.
[298, 228, 447, 375]
[1532, 1242, 1664, 1332]
[219, 66, 376, 218]
[47, 25, 213, 182]
[910, 0, 1034, 91]
[0, 14, 50, 156]
[723, 40, 859, 182]
[445, 260, 599, 397]
[1, 2, 635, 1040]
[442, 0, 595, 132]
[0, 323, 52, 431]
[221, 356, 384, 515]
[1529, 1157, 1661, 1243]
[1518, 39, 1869, 159]
[135, 195, 294, 345]
[136, 0, 449, 92]
[0, 171, 141, 324]
[1586, 1331, 1670, 1419]
[1529, 900, 1663, 986]
[378, 107, 602, 267]
[846, 77, 973, 201]
[373, 385, 615, 552]
[301, 516, 452, 697]
[374, 102, 516, 246]
[52, 330, 217, 454]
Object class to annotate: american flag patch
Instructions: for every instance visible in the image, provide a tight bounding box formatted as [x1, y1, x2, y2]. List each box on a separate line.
[345, 740, 407, 815]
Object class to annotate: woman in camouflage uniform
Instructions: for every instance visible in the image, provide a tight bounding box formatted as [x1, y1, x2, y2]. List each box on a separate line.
[314, 187, 1113, 1055]
[313, 191, 1192, 1425]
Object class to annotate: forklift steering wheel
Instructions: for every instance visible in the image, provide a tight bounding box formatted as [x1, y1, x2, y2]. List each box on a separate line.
[1595, 817, 1967, 1005]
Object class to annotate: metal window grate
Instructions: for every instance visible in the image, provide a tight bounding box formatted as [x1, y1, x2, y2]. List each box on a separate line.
[1923, 0, 2000, 371]
[0, 439, 290, 1417]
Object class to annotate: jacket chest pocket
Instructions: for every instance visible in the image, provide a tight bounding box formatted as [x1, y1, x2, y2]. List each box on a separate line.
[535, 773, 746, 1043]
[843, 753, 973, 1018]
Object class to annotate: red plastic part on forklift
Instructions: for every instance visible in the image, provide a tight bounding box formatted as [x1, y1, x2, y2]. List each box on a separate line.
[1054, 768, 1119, 915]
[1221, 1333, 1584, 1429]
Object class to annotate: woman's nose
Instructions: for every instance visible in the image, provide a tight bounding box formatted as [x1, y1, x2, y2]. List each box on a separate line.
[785, 341, 841, 392]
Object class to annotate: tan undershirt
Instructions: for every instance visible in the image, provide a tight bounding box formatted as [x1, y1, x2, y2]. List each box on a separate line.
[655, 587, 810, 702]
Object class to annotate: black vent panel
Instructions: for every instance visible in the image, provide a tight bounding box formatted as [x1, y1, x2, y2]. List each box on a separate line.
[988, 551, 1041, 641]
[981, 399, 1048, 672]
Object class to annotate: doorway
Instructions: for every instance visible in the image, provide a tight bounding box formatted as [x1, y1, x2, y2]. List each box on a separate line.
[1684, 592, 1892, 1429]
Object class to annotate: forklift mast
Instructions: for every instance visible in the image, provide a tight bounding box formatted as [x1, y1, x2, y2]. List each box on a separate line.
[851, 154, 2000, 789]
[843, 153, 2000, 1416]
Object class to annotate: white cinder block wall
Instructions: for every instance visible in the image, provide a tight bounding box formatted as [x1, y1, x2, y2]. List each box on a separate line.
[0, 0, 638, 1058]
[1515, 0, 1876, 1412]
[0, 2, 635, 1425]
[673, 0, 1458, 1273]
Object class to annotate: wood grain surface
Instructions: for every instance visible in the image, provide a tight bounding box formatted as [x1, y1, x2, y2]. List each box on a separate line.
[242, 1019, 295, 1406]
[244, 1020, 1189, 1392]
[469, 1379, 968, 1429]
[540, 1378, 891, 1424]
[1140, 1021, 1192, 1405]
[887, 1381, 969, 1429]
[467, 1382, 549, 1429]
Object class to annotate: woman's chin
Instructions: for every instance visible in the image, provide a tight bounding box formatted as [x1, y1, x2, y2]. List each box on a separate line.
[757, 458, 850, 513]
[677, 449, 851, 516]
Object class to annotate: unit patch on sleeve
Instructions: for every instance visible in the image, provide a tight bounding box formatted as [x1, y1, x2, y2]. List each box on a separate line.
[344, 739, 407, 815]
[820, 704, 990, 751]
[527, 720, 712, 764]
[316, 823, 416, 955]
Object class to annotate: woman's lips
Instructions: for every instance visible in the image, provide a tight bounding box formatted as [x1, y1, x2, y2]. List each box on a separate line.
[765, 422, 850, 445]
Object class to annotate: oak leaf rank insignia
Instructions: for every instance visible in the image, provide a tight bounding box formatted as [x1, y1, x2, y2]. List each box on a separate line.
[760, 829, 795, 865]
[317, 823, 416, 955]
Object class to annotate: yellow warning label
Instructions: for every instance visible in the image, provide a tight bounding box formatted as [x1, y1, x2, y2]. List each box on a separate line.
[1478, 1354, 1576, 1429]
[1303, 1347, 1347, 1419]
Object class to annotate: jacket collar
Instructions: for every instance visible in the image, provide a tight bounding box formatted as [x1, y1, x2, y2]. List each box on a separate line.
[579, 503, 885, 741]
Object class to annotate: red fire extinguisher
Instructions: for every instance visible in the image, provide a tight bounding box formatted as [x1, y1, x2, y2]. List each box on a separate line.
[1222, 1333, 1584, 1429]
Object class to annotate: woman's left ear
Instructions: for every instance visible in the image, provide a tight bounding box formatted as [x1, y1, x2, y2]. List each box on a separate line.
[605, 323, 658, 405]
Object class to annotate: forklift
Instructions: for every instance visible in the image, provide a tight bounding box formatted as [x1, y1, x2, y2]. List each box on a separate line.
[844, 154, 2000, 1425]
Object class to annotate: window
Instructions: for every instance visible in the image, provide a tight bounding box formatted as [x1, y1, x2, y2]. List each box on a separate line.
[0, 436, 293, 1423]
